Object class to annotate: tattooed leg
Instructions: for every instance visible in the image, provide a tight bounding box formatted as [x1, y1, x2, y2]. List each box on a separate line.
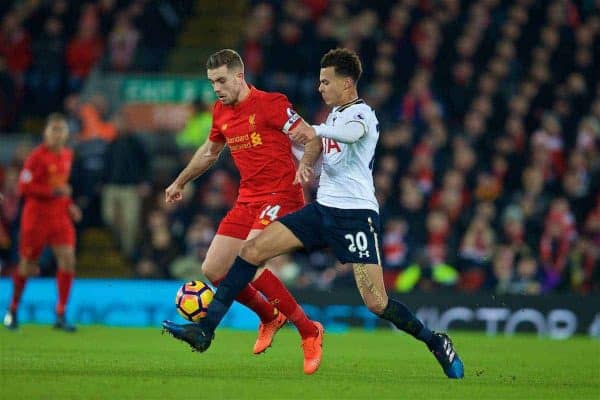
[352, 263, 388, 314]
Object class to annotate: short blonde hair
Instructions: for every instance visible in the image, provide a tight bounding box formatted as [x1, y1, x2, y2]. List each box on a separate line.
[206, 49, 244, 71]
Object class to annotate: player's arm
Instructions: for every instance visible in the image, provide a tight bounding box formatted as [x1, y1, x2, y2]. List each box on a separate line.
[292, 122, 323, 184]
[18, 154, 64, 199]
[290, 118, 365, 145]
[165, 139, 225, 203]
[312, 120, 365, 144]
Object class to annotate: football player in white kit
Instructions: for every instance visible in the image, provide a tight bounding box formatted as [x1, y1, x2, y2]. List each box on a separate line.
[162, 48, 464, 378]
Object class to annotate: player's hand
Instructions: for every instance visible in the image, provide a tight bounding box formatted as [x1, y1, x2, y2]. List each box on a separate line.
[294, 163, 314, 185]
[68, 204, 82, 223]
[165, 181, 185, 204]
[53, 184, 72, 197]
[289, 124, 317, 145]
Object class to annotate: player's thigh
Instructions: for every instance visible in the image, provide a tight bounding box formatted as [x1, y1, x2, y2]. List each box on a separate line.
[202, 234, 245, 281]
[352, 263, 388, 314]
[250, 194, 304, 231]
[48, 221, 76, 270]
[241, 222, 305, 265]
[324, 207, 383, 266]
[19, 225, 46, 271]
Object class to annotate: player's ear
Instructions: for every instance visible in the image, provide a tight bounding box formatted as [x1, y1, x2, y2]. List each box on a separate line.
[344, 77, 353, 89]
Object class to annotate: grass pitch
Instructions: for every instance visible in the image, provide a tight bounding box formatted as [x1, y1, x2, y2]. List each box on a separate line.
[1, 326, 598, 399]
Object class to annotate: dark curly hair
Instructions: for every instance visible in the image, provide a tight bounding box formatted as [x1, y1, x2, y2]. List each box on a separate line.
[320, 48, 362, 83]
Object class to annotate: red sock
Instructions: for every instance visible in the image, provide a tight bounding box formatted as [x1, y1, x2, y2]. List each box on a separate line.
[252, 269, 317, 339]
[210, 278, 277, 323]
[56, 269, 74, 316]
[9, 270, 27, 312]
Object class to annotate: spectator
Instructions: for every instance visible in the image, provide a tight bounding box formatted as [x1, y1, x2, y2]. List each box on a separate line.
[490, 245, 515, 294]
[507, 256, 542, 295]
[539, 198, 577, 291]
[102, 123, 151, 259]
[175, 99, 212, 157]
[66, 22, 104, 92]
[0, 55, 16, 131]
[0, 12, 31, 88]
[27, 17, 65, 116]
[107, 12, 139, 72]
[78, 95, 117, 142]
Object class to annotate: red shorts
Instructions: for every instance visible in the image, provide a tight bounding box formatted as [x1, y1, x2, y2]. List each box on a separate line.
[19, 216, 76, 260]
[217, 193, 305, 239]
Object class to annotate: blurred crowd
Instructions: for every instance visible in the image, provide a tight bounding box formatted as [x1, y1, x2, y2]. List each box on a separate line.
[1, 0, 599, 295]
[0, 0, 191, 130]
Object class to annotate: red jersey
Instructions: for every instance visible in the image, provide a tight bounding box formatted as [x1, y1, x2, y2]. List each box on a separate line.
[209, 86, 303, 202]
[19, 144, 73, 225]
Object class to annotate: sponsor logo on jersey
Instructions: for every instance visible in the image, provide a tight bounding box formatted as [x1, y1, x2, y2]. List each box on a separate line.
[227, 132, 263, 151]
[250, 132, 263, 146]
[322, 138, 342, 154]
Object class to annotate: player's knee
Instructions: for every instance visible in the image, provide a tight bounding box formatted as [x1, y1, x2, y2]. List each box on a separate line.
[57, 254, 76, 271]
[201, 262, 221, 284]
[19, 261, 38, 277]
[364, 297, 387, 315]
[239, 239, 265, 265]
[59, 260, 75, 272]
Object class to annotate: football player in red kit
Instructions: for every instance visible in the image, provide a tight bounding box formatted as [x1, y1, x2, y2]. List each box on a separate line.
[4, 113, 82, 331]
[164, 49, 322, 371]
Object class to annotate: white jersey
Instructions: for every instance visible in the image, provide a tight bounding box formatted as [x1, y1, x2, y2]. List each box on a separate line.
[314, 99, 379, 212]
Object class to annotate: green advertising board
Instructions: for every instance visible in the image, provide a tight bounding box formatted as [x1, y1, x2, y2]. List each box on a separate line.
[122, 77, 215, 103]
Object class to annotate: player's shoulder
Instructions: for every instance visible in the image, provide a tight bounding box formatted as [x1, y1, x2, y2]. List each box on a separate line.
[255, 88, 290, 104]
[28, 145, 46, 159]
[337, 99, 374, 120]
[62, 147, 73, 158]
[211, 99, 224, 115]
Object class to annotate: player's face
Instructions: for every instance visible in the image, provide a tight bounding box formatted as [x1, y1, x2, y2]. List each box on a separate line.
[318, 67, 347, 106]
[207, 65, 243, 105]
[44, 120, 69, 149]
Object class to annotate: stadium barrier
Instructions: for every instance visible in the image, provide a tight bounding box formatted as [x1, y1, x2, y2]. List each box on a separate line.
[0, 278, 597, 339]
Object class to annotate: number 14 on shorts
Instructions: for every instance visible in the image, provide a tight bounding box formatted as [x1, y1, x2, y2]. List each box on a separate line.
[259, 204, 281, 222]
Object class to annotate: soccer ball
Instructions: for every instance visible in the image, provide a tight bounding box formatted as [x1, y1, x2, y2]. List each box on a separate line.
[175, 280, 214, 322]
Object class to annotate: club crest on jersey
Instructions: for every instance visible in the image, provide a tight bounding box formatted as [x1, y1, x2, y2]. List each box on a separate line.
[221, 123, 228, 131]
[248, 114, 256, 129]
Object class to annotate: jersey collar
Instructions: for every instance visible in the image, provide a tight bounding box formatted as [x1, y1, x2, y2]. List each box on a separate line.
[334, 98, 365, 113]
[230, 84, 256, 109]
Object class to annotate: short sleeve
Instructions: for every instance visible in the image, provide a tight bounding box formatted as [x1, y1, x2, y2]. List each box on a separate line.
[208, 120, 224, 142]
[263, 93, 302, 134]
[208, 102, 225, 142]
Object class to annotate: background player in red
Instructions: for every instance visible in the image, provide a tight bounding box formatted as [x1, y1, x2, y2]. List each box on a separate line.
[164, 49, 322, 363]
[3, 113, 82, 332]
